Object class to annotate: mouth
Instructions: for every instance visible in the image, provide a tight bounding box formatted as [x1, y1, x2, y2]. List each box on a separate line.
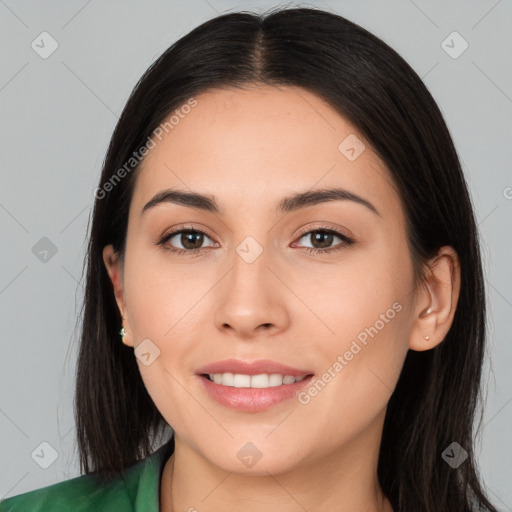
[196, 370, 315, 412]
[194, 358, 315, 411]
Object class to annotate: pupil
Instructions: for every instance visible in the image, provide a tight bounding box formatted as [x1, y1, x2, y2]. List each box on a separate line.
[182, 232, 203, 249]
[312, 232, 333, 249]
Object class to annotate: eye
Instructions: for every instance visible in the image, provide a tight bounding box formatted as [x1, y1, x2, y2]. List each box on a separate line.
[293, 226, 355, 255]
[156, 225, 218, 255]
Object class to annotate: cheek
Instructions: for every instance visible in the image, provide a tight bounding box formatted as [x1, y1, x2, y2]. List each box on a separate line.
[300, 243, 413, 415]
[122, 244, 206, 374]
[295, 303, 410, 454]
[304, 243, 413, 343]
[123, 245, 194, 337]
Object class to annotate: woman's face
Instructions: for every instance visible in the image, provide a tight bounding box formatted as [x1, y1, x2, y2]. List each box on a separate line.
[104, 84, 422, 475]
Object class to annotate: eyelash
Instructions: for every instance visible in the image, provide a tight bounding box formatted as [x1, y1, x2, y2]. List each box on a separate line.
[156, 224, 355, 257]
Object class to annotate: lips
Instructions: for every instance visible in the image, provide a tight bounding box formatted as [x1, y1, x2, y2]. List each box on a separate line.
[194, 358, 315, 412]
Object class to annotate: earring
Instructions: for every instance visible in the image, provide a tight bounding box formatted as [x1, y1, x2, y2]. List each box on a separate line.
[119, 327, 128, 345]
[424, 335, 430, 341]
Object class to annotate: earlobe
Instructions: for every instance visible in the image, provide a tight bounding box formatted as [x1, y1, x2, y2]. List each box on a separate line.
[409, 246, 461, 352]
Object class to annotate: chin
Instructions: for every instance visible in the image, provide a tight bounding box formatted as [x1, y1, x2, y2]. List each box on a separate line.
[201, 442, 304, 476]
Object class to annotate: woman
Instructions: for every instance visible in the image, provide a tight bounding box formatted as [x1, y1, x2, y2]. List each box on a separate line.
[0, 6, 498, 512]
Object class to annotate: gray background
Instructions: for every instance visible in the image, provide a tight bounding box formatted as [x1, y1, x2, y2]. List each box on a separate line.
[0, 0, 511, 508]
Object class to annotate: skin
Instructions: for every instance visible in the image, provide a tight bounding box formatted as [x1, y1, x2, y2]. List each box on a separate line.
[103, 84, 460, 512]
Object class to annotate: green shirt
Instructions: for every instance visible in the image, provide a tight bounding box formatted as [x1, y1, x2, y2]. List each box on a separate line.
[0, 439, 174, 512]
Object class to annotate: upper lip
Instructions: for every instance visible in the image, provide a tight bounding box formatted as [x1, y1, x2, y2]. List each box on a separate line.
[196, 358, 314, 377]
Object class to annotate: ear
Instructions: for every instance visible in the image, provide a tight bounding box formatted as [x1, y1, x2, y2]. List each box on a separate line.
[103, 244, 133, 347]
[409, 246, 461, 351]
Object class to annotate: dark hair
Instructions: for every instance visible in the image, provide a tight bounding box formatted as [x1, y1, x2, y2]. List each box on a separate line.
[75, 6, 497, 511]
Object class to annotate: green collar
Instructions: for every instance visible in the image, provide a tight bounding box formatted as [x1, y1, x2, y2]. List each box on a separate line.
[123, 437, 175, 511]
[0, 438, 175, 512]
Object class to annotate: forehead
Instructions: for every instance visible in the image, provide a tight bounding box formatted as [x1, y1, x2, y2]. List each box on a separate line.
[131, 85, 401, 219]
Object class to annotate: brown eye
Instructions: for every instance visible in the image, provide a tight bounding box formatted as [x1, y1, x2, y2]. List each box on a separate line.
[157, 228, 217, 254]
[177, 231, 205, 250]
[295, 228, 354, 254]
[306, 231, 336, 249]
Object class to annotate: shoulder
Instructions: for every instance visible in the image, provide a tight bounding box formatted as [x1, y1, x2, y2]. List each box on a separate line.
[0, 471, 130, 512]
[0, 439, 173, 512]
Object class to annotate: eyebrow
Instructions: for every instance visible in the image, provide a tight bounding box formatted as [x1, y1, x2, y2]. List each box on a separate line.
[141, 187, 380, 217]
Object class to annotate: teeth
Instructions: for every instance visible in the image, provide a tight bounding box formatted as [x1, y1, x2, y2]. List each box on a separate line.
[251, 374, 270, 388]
[206, 373, 307, 388]
[233, 374, 251, 387]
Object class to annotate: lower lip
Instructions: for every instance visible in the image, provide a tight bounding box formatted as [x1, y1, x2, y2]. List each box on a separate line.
[197, 374, 314, 412]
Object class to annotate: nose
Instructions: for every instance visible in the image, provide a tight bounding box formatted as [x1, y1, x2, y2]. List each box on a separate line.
[213, 248, 290, 339]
